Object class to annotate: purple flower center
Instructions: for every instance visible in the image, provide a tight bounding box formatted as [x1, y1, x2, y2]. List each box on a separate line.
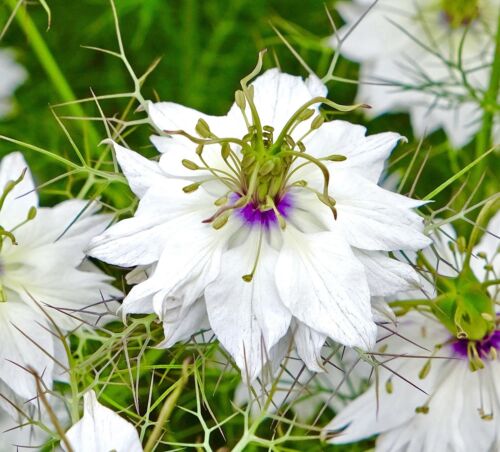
[451, 330, 500, 359]
[234, 192, 293, 228]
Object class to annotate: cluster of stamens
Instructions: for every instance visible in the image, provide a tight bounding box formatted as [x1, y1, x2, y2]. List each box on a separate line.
[165, 51, 364, 238]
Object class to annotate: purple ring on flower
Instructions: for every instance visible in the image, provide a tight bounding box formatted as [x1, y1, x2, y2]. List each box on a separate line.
[451, 330, 500, 359]
[233, 192, 293, 228]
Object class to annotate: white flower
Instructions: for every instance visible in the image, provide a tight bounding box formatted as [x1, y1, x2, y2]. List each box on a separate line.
[0, 396, 69, 450]
[64, 391, 142, 452]
[325, 212, 500, 451]
[0, 49, 26, 117]
[89, 67, 430, 381]
[0, 408, 48, 450]
[0, 152, 120, 409]
[333, 0, 500, 147]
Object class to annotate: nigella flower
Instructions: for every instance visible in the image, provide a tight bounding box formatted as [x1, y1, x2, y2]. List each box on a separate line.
[64, 391, 142, 452]
[89, 60, 430, 381]
[0, 49, 26, 117]
[333, 0, 500, 147]
[0, 396, 69, 449]
[0, 153, 120, 410]
[325, 212, 500, 451]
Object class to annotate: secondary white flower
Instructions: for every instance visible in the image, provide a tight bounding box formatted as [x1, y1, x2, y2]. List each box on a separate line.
[0, 49, 26, 117]
[0, 395, 69, 450]
[0, 408, 48, 450]
[64, 391, 142, 452]
[325, 212, 500, 451]
[0, 152, 120, 409]
[333, 0, 500, 147]
[89, 66, 430, 381]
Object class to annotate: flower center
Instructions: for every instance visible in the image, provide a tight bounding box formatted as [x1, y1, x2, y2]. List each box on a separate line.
[452, 329, 500, 358]
[234, 192, 293, 228]
[440, 0, 479, 28]
[168, 52, 362, 233]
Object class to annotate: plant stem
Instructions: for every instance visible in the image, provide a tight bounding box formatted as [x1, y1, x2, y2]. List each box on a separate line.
[473, 11, 500, 180]
[143, 358, 191, 452]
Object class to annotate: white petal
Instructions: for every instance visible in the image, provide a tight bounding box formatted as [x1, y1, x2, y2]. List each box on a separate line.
[334, 1, 417, 61]
[353, 249, 421, 297]
[124, 216, 234, 313]
[147, 100, 240, 137]
[88, 178, 215, 267]
[302, 121, 402, 182]
[0, 152, 38, 230]
[333, 172, 431, 251]
[109, 140, 166, 198]
[293, 321, 326, 373]
[158, 297, 210, 348]
[0, 301, 54, 403]
[232, 69, 326, 139]
[64, 391, 142, 452]
[205, 232, 292, 381]
[276, 226, 376, 349]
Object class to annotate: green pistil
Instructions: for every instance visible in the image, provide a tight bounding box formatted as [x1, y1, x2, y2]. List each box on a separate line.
[440, 0, 479, 28]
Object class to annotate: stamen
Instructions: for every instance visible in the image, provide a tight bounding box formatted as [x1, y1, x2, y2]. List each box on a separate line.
[242, 229, 264, 282]
[0, 168, 27, 211]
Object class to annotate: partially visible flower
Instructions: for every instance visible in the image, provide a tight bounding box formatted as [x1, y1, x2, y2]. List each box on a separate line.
[0, 152, 120, 410]
[0, 49, 26, 117]
[89, 65, 430, 381]
[0, 395, 69, 450]
[0, 408, 48, 450]
[325, 212, 500, 451]
[333, 0, 500, 147]
[64, 391, 143, 452]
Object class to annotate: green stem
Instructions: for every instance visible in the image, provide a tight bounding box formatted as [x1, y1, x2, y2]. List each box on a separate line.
[473, 11, 500, 178]
[7, 0, 100, 152]
[143, 358, 191, 452]
[464, 195, 500, 267]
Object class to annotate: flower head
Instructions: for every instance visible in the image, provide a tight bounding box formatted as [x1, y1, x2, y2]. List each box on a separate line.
[326, 212, 500, 451]
[0, 152, 120, 408]
[333, 0, 500, 147]
[89, 62, 430, 381]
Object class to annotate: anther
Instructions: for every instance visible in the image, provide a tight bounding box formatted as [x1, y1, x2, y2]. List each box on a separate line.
[324, 154, 347, 162]
[195, 118, 212, 138]
[221, 143, 231, 160]
[235, 90, 246, 110]
[311, 115, 324, 130]
[259, 160, 275, 176]
[212, 213, 230, 230]
[214, 196, 228, 207]
[418, 360, 431, 379]
[182, 183, 200, 193]
[182, 159, 200, 170]
[415, 405, 429, 414]
[297, 108, 314, 121]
